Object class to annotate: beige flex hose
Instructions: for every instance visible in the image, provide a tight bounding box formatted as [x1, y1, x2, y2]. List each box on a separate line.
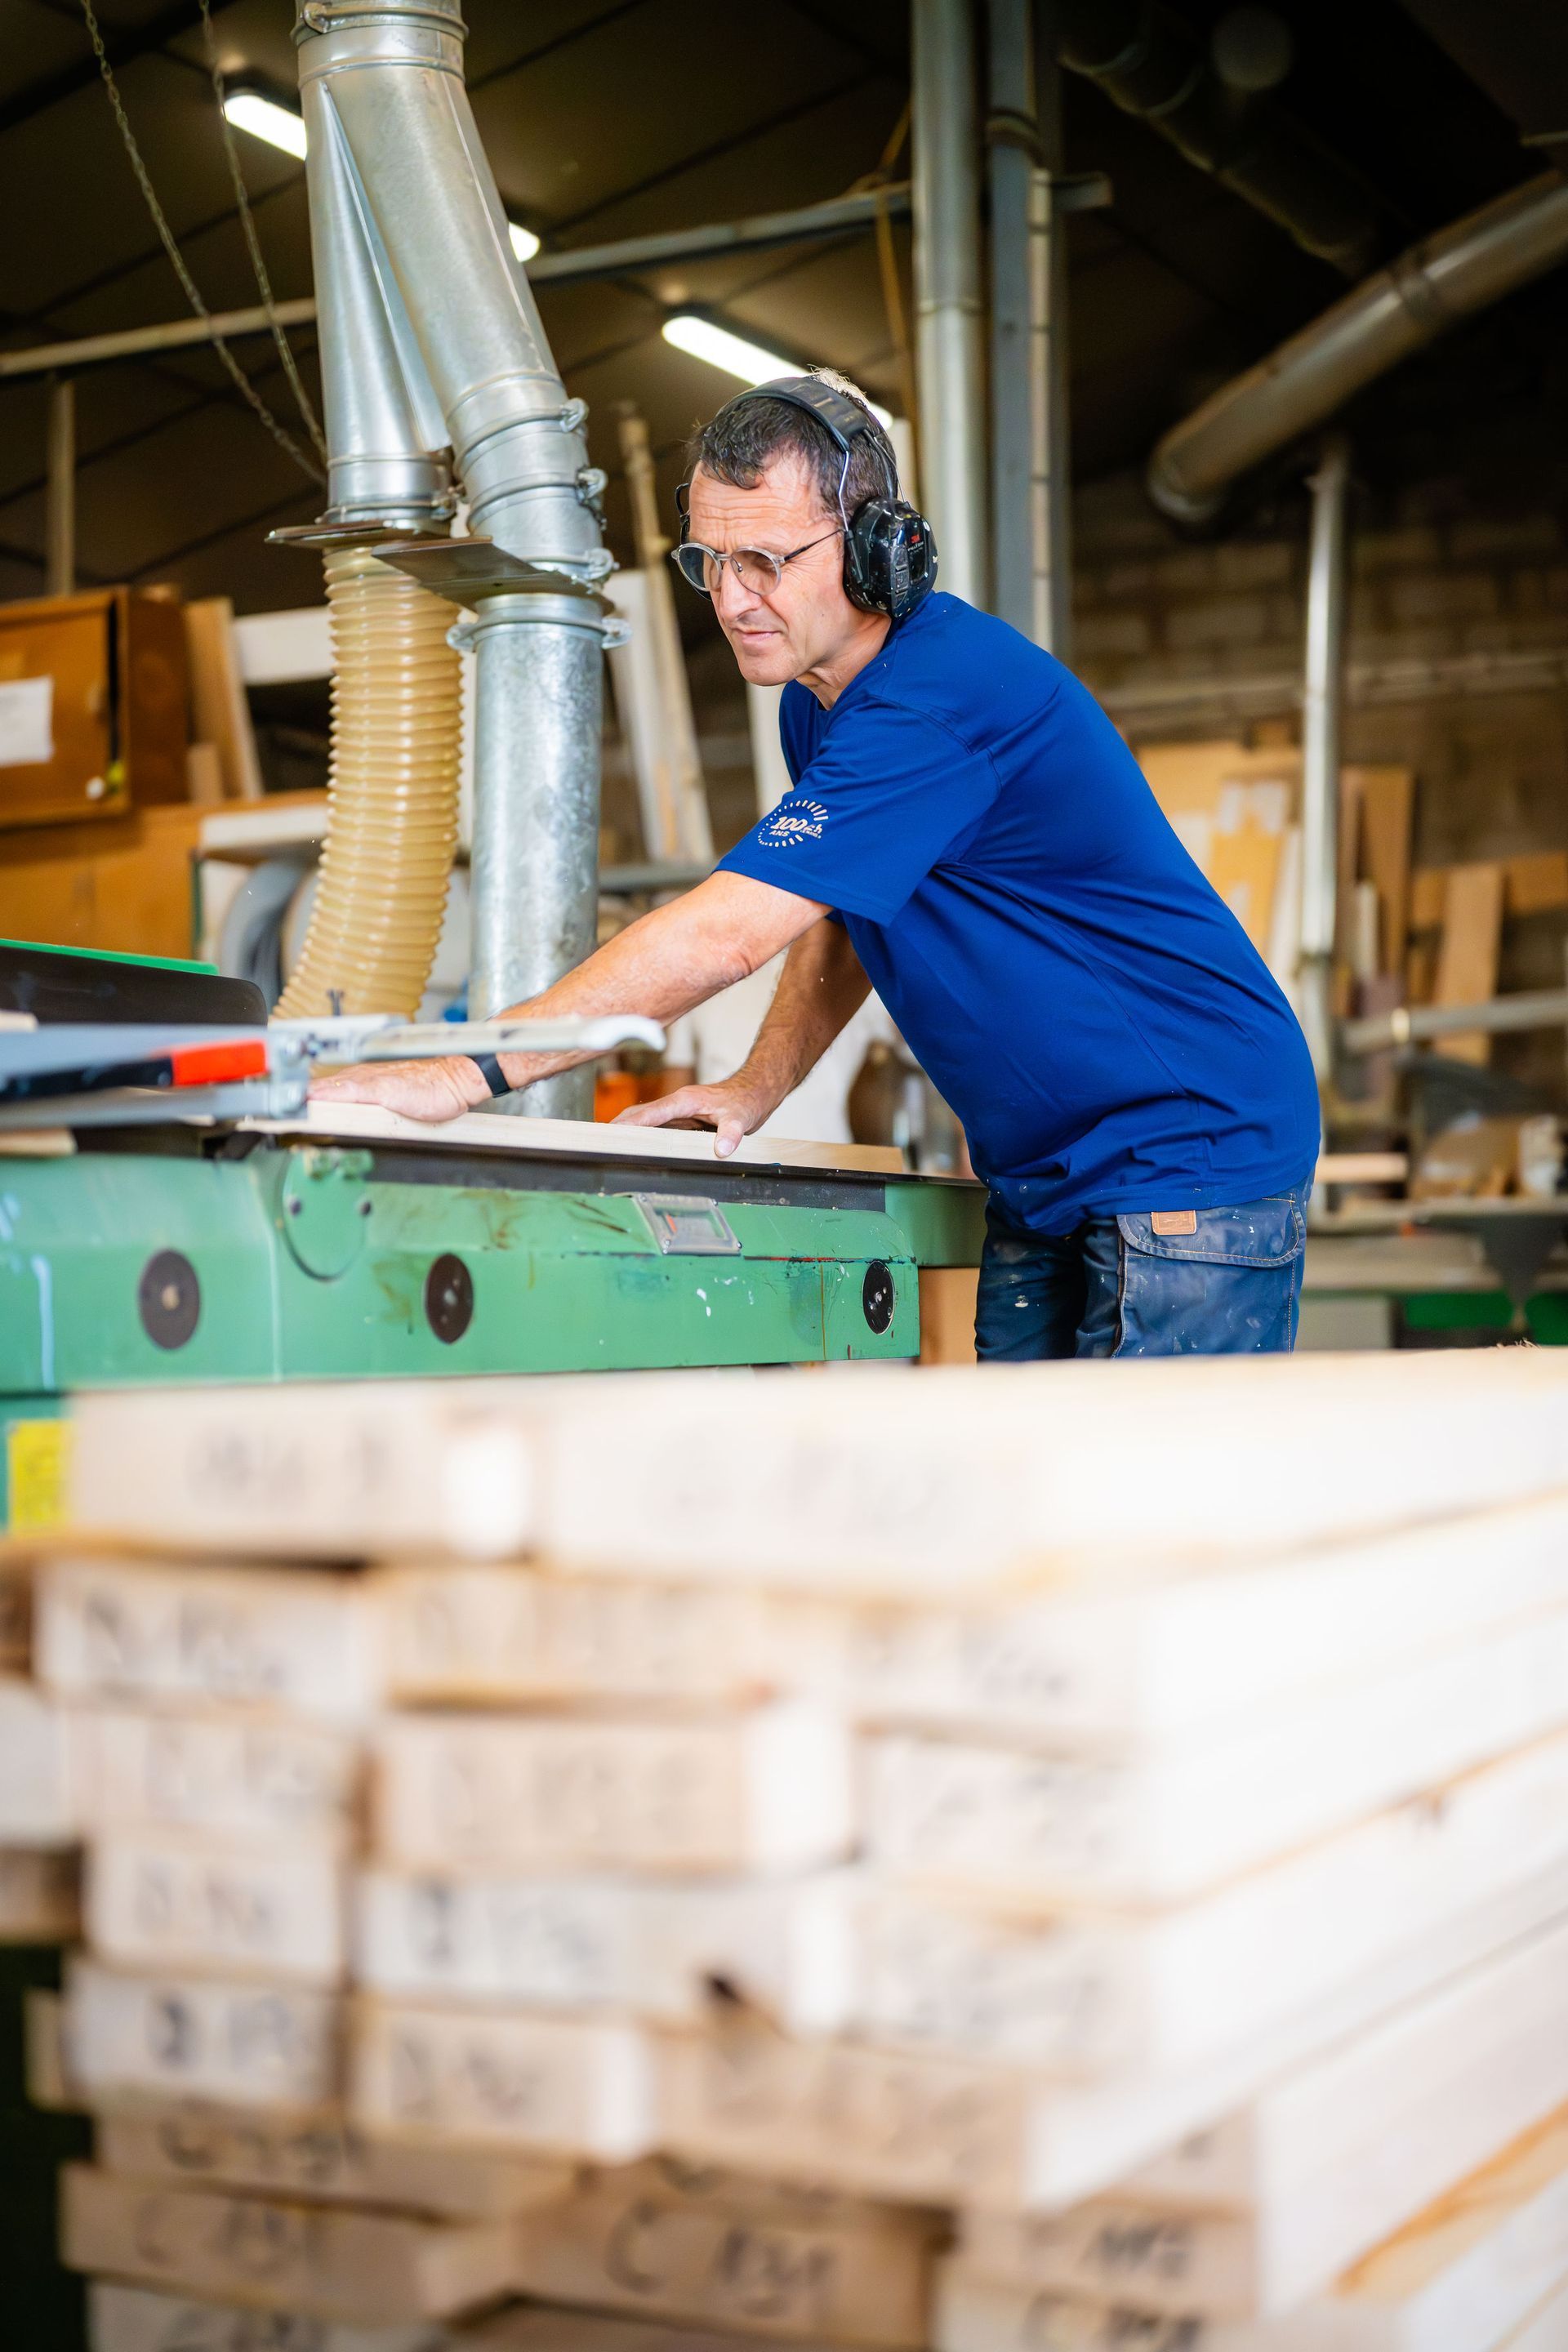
[274, 545, 462, 1018]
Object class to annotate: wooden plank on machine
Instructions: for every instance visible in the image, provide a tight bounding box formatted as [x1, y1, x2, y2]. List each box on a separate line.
[68, 1958, 341, 2112]
[86, 1835, 345, 1983]
[38, 1558, 381, 1722]
[512, 2169, 933, 2348]
[832, 1488, 1568, 1748]
[846, 1731, 1568, 2074]
[89, 2279, 448, 2352]
[353, 1864, 851, 2033]
[351, 1999, 657, 2161]
[66, 1383, 539, 1561]
[96, 2107, 572, 2219]
[69, 1703, 360, 1849]
[60, 2163, 514, 2322]
[865, 1610, 1568, 1905]
[372, 1702, 853, 1875]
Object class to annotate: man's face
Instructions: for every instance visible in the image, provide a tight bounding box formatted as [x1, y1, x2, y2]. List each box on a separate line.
[686, 451, 866, 688]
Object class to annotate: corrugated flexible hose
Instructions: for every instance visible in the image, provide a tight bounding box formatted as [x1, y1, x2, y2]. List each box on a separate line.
[274, 545, 461, 1018]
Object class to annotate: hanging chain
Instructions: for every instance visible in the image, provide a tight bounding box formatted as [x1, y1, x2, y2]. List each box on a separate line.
[198, 0, 328, 463]
[77, 0, 324, 484]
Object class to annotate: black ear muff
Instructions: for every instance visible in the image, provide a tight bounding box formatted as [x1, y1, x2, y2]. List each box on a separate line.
[847, 497, 938, 622]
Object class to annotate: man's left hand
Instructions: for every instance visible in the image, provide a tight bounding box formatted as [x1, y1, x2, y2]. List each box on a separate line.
[308, 1055, 489, 1123]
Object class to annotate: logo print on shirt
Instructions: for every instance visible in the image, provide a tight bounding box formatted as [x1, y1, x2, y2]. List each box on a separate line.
[760, 795, 830, 849]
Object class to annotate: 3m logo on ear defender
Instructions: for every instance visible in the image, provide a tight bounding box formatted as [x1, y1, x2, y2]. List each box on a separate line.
[760, 796, 830, 848]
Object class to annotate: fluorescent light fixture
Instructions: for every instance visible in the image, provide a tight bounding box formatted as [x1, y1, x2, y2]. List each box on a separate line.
[222, 91, 308, 160]
[508, 221, 541, 263]
[662, 314, 893, 427]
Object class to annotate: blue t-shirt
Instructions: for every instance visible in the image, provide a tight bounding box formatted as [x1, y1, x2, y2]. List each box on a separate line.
[716, 592, 1319, 1234]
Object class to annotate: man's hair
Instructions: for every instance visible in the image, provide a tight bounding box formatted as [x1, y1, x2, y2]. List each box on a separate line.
[684, 367, 898, 521]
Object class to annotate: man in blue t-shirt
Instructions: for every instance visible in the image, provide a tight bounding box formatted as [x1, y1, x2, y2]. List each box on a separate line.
[317, 373, 1319, 1357]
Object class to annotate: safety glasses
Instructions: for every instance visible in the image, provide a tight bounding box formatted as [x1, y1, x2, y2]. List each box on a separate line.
[671, 526, 843, 598]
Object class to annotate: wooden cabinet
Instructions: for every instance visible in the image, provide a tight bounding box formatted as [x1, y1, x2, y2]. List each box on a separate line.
[0, 589, 188, 831]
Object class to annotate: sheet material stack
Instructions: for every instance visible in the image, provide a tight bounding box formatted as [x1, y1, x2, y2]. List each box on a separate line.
[5, 1351, 1568, 2352]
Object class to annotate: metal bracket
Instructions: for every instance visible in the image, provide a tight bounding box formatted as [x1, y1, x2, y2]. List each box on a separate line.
[633, 1194, 743, 1255]
[377, 533, 614, 611]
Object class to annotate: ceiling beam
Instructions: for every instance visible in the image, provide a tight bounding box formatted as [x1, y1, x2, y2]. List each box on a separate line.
[0, 0, 212, 137]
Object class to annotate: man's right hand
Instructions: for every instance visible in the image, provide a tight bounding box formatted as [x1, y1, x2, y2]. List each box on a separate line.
[612, 1078, 771, 1158]
[308, 1054, 491, 1123]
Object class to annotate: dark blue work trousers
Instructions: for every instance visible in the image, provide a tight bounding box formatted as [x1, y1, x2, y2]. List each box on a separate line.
[974, 1183, 1311, 1360]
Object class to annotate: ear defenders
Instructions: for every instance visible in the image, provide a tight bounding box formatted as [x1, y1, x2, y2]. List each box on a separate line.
[680, 375, 938, 623]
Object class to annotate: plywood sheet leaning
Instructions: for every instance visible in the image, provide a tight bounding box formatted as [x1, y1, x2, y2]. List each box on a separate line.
[183, 599, 263, 804]
[1433, 862, 1505, 1064]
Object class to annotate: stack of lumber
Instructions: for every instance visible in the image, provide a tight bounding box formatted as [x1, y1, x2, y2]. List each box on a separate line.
[7, 1353, 1568, 2352]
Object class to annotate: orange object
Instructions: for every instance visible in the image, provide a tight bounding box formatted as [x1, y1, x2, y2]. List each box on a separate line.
[168, 1039, 270, 1087]
[595, 1071, 640, 1122]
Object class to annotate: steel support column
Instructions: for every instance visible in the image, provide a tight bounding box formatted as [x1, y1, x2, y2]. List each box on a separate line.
[1298, 436, 1351, 1080]
[913, 0, 987, 606]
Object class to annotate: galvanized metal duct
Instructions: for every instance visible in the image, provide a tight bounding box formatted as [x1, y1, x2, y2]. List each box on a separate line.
[294, 0, 612, 1117]
[913, 0, 988, 606]
[1148, 172, 1568, 522]
[1045, 0, 1376, 276]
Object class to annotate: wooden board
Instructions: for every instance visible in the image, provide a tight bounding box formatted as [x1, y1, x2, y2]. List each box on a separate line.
[68, 1958, 341, 2114]
[372, 1702, 852, 1877]
[1433, 862, 1505, 1065]
[0, 1673, 74, 1842]
[1504, 850, 1568, 918]
[511, 2170, 931, 2348]
[69, 1703, 361, 1851]
[952, 2201, 1255, 2321]
[66, 1383, 540, 1561]
[350, 2000, 656, 2162]
[251, 1100, 906, 1178]
[354, 1865, 851, 2034]
[534, 1351, 1568, 1597]
[466, 2310, 866, 2352]
[832, 1489, 1568, 1748]
[369, 1566, 779, 1708]
[918, 1268, 979, 1365]
[60, 2163, 514, 2323]
[86, 1836, 345, 1984]
[95, 2109, 570, 2221]
[0, 1555, 31, 1668]
[38, 1557, 380, 1721]
[661, 1860, 1568, 2215]
[1346, 765, 1416, 980]
[864, 1609, 1568, 1905]
[89, 2280, 447, 2352]
[184, 599, 263, 803]
[847, 1731, 1568, 2075]
[0, 1843, 78, 1940]
[0, 802, 205, 964]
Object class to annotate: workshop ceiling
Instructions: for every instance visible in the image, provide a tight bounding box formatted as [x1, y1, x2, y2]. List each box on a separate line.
[0, 0, 1559, 616]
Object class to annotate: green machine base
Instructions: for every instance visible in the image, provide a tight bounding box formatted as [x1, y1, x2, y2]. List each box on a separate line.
[0, 1122, 986, 1530]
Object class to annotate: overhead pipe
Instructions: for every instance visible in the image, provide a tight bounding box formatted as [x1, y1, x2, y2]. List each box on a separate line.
[292, 0, 612, 1119]
[1149, 172, 1568, 522]
[987, 0, 1036, 638]
[1296, 435, 1350, 1082]
[913, 0, 988, 607]
[1045, 0, 1376, 277]
[1343, 991, 1568, 1057]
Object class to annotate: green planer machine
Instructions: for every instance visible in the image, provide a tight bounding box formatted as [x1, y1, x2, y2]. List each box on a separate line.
[0, 942, 984, 1530]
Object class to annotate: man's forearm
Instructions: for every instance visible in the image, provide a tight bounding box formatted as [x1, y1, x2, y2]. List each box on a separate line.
[730, 920, 872, 1117]
[489, 873, 826, 1095]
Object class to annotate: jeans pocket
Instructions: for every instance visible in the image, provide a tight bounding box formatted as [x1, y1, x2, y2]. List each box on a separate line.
[1117, 1191, 1306, 1272]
